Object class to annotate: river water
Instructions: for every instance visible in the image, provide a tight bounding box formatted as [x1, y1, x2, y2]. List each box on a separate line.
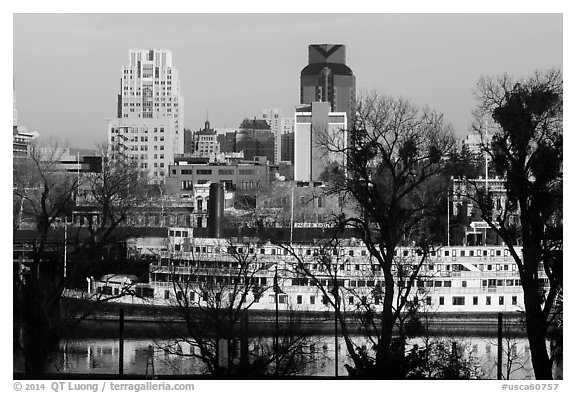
[14, 334, 541, 379]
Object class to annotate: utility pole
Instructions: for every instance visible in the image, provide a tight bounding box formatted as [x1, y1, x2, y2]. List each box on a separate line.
[119, 308, 125, 378]
[497, 312, 503, 380]
[275, 266, 279, 377]
[334, 266, 339, 378]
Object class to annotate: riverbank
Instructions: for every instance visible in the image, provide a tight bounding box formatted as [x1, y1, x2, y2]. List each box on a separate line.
[58, 298, 530, 338]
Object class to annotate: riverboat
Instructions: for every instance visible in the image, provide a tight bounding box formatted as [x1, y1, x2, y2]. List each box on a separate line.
[88, 228, 546, 315]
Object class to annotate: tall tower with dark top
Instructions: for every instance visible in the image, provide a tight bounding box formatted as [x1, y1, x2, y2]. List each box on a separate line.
[300, 44, 355, 126]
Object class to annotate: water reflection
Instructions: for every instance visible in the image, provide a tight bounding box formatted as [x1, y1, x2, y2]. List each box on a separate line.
[22, 335, 536, 379]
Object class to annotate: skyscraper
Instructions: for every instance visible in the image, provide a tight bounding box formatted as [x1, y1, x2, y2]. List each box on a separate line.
[108, 49, 184, 181]
[300, 44, 355, 126]
[294, 102, 347, 182]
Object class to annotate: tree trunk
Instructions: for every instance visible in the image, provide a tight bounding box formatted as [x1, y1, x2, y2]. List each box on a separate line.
[522, 273, 553, 379]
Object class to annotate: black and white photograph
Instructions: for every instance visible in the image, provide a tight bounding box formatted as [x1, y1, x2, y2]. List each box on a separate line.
[10, 5, 565, 387]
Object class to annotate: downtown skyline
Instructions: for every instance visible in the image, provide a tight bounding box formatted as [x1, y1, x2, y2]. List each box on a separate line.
[13, 13, 562, 149]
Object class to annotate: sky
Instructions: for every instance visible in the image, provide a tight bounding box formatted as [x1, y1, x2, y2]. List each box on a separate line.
[12, 13, 563, 149]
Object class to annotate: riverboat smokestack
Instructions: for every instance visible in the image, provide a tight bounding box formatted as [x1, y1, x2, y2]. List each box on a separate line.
[208, 182, 225, 238]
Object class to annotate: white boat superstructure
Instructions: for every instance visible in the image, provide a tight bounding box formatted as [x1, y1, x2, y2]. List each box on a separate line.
[91, 234, 549, 314]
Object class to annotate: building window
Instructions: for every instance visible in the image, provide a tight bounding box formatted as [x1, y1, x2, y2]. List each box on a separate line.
[452, 296, 465, 306]
[297, 295, 302, 304]
[310, 296, 315, 305]
[499, 296, 504, 305]
[512, 296, 517, 305]
[426, 296, 432, 306]
[486, 296, 491, 305]
[473, 296, 478, 305]
[439, 297, 444, 306]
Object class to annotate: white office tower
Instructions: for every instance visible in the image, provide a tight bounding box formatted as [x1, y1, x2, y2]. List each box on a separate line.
[262, 108, 282, 164]
[108, 49, 184, 182]
[294, 102, 347, 182]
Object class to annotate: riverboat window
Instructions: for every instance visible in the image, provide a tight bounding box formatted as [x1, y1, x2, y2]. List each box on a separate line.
[443, 281, 451, 287]
[355, 264, 360, 271]
[434, 281, 442, 287]
[174, 244, 180, 251]
[310, 296, 315, 304]
[322, 295, 329, 305]
[429, 264, 434, 271]
[358, 280, 366, 287]
[169, 230, 174, 236]
[271, 248, 276, 255]
[426, 296, 432, 305]
[431, 251, 436, 256]
[506, 279, 514, 286]
[483, 250, 488, 256]
[488, 279, 496, 287]
[361, 250, 367, 256]
[469, 250, 474, 256]
[462, 281, 467, 288]
[446, 265, 451, 271]
[499, 296, 504, 305]
[306, 249, 311, 256]
[349, 250, 354, 256]
[512, 296, 517, 305]
[296, 295, 302, 304]
[496, 250, 502, 256]
[452, 296, 465, 305]
[486, 296, 491, 305]
[426, 281, 433, 287]
[487, 265, 492, 271]
[504, 264, 509, 271]
[349, 296, 354, 305]
[444, 250, 450, 256]
[515, 279, 521, 286]
[439, 297, 444, 305]
[461, 250, 466, 256]
[164, 290, 170, 299]
[497, 280, 504, 286]
[473, 296, 478, 305]
[260, 248, 266, 255]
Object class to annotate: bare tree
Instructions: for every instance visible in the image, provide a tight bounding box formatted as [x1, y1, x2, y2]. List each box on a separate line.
[469, 70, 562, 379]
[151, 238, 320, 377]
[305, 92, 456, 377]
[13, 139, 148, 378]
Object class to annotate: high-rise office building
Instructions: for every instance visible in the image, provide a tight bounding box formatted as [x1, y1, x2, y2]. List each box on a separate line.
[294, 102, 347, 182]
[107, 49, 184, 181]
[300, 44, 355, 127]
[262, 108, 282, 164]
